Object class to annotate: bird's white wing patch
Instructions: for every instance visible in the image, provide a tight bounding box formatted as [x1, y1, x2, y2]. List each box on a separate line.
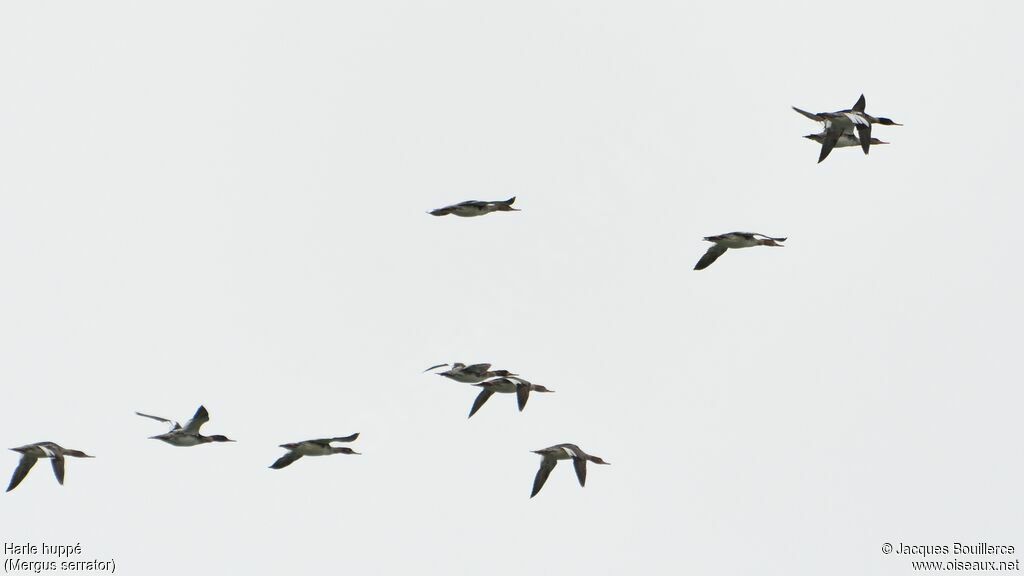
[844, 112, 869, 125]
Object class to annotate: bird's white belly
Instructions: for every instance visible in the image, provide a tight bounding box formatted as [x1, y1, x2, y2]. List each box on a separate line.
[489, 381, 517, 393]
[168, 435, 202, 447]
[720, 238, 758, 249]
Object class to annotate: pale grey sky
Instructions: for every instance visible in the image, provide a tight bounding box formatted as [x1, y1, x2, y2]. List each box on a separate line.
[1, 1, 1022, 575]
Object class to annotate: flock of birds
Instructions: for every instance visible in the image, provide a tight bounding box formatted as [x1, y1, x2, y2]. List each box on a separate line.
[8, 94, 901, 497]
[422, 362, 583, 496]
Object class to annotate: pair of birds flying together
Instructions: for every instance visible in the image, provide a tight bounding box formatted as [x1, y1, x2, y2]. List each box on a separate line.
[136, 405, 360, 470]
[794, 94, 902, 163]
[424, 362, 554, 418]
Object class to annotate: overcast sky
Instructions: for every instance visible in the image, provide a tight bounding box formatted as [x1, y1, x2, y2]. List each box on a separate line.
[2, 1, 1022, 575]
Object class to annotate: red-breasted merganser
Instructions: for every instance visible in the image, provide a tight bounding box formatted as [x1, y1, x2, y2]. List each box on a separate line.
[793, 94, 901, 162]
[468, 377, 553, 418]
[804, 132, 887, 148]
[694, 232, 786, 271]
[7, 442, 94, 492]
[429, 197, 519, 217]
[424, 362, 516, 384]
[269, 434, 361, 469]
[136, 405, 235, 447]
[530, 443, 609, 498]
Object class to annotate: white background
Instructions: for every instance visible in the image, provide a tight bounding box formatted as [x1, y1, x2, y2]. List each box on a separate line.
[1, 1, 1022, 574]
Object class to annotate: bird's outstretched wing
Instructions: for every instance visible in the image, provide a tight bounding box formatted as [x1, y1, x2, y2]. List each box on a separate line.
[792, 106, 824, 122]
[136, 412, 181, 431]
[182, 406, 210, 435]
[462, 363, 492, 376]
[752, 234, 787, 242]
[309, 433, 360, 445]
[851, 94, 866, 112]
[269, 452, 303, 470]
[818, 124, 844, 163]
[573, 457, 588, 487]
[50, 456, 65, 485]
[515, 382, 531, 411]
[855, 122, 872, 154]
[531, 457, 557, 498]
[468, 389, 495, 419]
[7, 456, 38, 492]
[694, 244, 728, 270]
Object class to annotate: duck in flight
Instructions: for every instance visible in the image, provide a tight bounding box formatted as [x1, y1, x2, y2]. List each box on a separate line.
[429, 197, 519, 217]
[694, 232, 786, 270]
[468, 376, 554, 418]
[136, 405, 235, 447]
[7, 442, 94, 492]
[424, 362, 516, 384]
[269, 434, 361, 469]
[530, 443, 609, 498]
[793, 94, 901, 162]
[804, 132, 887, 149]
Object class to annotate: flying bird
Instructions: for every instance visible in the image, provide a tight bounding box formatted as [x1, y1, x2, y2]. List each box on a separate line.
[468, 377, 554, 418]
[7, 442, 94, 492]
[269, 434, 361, 469]
[136, 405, 235, 447]
[425, 362, 516, 384]
[694, 232, 786, 271]
[793, 94, 901, 162]
[804, 132, 887, 148]
[429, 197, 519, 217]
[530, 443, 609, 498]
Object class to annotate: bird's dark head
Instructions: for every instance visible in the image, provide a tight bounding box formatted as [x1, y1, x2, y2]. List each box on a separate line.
[334, 447, 360, 455]
[759, 238, 784, 247]
[589, 456, 611, 465]
[209, 435, 235, 443]
[64, 450, 94, 458]
[279, 443, 298, 450]
[533, 385, 555, 393]
[876, 117, 902, 126]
